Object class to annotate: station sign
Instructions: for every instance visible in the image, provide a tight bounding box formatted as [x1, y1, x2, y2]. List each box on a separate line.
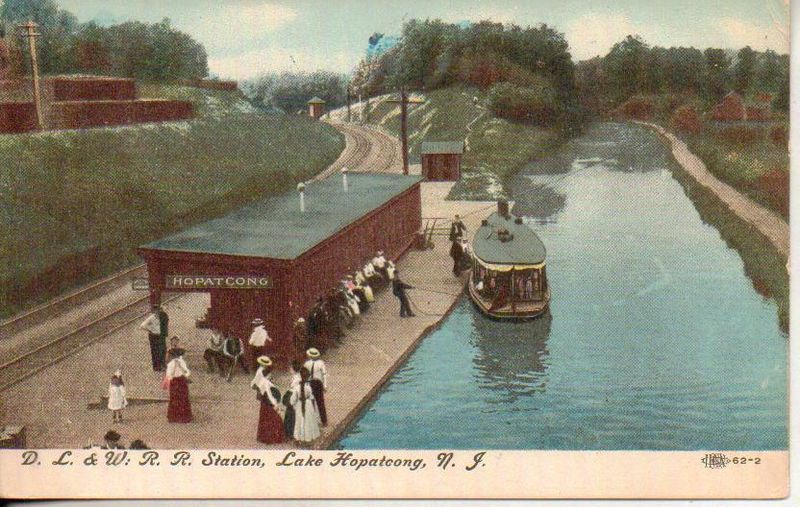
[165, 274, 273, 289]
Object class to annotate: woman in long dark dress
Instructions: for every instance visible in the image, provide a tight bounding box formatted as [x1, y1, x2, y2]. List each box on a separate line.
[251, 356, 284, 444]
[166, 348, 192, 423]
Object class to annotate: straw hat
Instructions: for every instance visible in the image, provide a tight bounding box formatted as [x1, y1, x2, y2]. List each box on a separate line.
[252, 318, 264, 325]
[306, 348, 321, 359]
[256, 356, 272, 367]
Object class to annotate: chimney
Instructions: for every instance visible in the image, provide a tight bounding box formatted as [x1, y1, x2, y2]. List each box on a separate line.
[341, 166, 349, 192]
[497, 200, 509, 219]
[297, 182, 306, 212]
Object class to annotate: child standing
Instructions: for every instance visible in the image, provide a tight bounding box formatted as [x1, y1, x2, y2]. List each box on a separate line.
[108, 370, 128, 423]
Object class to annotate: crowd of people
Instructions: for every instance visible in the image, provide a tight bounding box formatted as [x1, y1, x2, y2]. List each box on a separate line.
[121, 248, 408, 447]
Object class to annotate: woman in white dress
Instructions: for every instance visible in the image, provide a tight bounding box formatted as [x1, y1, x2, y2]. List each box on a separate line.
[107, 370, 128, 423]
[290, 367, 321, 444]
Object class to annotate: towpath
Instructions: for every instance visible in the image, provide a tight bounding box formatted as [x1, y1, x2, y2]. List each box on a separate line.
[640, 122, 789, 258]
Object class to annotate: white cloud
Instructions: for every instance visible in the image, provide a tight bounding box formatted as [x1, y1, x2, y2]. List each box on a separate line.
[564, 13, 656, 61]
[717, 17, 788, 52]
[177, 3, 298, 52]
[209, 47, 355, 80]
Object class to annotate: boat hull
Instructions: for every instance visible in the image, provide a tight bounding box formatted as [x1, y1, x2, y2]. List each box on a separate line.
[468, 278, 550, 320]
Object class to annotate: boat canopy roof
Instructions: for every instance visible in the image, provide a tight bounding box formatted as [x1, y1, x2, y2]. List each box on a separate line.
[472, 211, 546, 266]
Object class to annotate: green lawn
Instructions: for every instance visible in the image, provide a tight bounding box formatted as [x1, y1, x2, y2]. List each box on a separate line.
[0, 84, 344, 316]
[365, 85, 564, 200]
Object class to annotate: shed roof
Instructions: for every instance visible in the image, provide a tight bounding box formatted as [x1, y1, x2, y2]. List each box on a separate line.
[141, 173, 422, 260]
[472, 211, 546, 265]
[421, 141, 464, 155]
[307, 97, 326, 104]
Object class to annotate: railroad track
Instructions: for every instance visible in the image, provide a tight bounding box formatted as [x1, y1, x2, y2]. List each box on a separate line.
[0, 120, 396, 392]
[0, 263, 147, 338]
[0, 293, 181, 392]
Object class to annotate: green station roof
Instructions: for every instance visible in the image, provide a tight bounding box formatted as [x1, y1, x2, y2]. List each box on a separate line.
[421, 141, 464, 155]
[141, 173, 422, 260]
[472, 211, 546, 265]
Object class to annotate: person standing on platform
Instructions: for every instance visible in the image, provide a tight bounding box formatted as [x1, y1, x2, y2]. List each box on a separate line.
[107, 370, 127, 424]
[304, 348, 328, 426]
[449, 214, 467, 242]
[251, 356, 284, 445]
[290, 367, 321, 444]
[372, 250, 388, 279]
[282, 360, 302, 441]
[248, 318, 271, 371]
[158, 306, 170, 359]
[449, 239, 463, 276]
[392, 269, 416, 317]
[165, 348, 192, 423]
[139, 306, 165, 371]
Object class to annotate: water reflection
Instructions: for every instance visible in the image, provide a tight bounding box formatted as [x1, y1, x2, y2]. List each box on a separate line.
[470, 309, 552, 404]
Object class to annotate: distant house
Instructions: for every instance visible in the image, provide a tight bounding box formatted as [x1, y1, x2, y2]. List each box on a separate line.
[421, 141, 464, 181]
[307, 97, 326, 119]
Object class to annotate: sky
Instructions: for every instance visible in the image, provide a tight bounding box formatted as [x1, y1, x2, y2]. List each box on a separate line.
[57, 0, 790, 80]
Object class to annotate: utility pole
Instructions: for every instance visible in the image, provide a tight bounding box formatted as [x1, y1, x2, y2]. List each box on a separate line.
[346, 85, 351, 123]
[19, 21, 42, 129]
[387, 87, 424, 175]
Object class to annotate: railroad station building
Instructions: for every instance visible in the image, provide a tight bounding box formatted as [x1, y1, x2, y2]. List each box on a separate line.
[307, 96, 326, 119]
[421, 141, 464, 181]
[138, 173, 422, 360]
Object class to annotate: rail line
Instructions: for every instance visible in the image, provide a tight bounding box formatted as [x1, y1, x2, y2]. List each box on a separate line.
[0, 120, 400, 392]
[0, 293, 180, 392]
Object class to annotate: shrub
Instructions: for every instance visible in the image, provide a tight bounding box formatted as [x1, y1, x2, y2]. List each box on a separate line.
[769, 125, 788, 147]
[488, 80, 560, 126]
[612, 96, 654, 121]
[671, 105, 703, 133]
[753, 168, 789, 217]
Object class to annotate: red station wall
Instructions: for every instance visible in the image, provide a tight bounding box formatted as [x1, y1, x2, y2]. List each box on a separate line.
[139, 183, 422, 361]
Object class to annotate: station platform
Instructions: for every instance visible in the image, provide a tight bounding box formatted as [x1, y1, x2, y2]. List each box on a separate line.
[0, 182, 495, 449]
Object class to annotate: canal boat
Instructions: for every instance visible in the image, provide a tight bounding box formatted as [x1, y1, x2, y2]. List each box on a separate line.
[468, 201, 550, 319]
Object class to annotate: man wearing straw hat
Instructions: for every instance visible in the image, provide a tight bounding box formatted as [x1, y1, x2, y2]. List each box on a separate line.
[303, 348, 328, 426]
[248, 318, 271, 371]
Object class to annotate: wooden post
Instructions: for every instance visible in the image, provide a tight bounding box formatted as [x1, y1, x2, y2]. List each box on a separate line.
[346, 85, 351, 123]
[400, 88, 409, 174]
[19, 21, 42, 129]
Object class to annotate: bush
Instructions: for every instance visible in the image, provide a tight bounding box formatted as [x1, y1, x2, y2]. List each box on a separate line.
[753, 168, 789, 217]
[769, 125, 788, 147]
[716, 125, 764, 145]
[671, 105, 703, 133]
[488, 80, 560, 126]
[612, 96, 654, 121]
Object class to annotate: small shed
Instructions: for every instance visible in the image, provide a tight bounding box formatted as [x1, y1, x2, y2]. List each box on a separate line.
[307, 97, 326, 119]
[421, 141, 464, 181]
[138, 173, 422, 361]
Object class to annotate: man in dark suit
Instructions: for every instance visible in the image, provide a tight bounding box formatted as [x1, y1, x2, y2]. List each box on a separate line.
[392, 270, 415, 317]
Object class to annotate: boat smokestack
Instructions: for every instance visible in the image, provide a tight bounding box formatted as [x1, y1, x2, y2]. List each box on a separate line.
[297, 182, 306, 212]
[497, 200, 510, 219]
[341, 166, 349, 192]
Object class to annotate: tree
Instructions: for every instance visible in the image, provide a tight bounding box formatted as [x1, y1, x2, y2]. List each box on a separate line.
[703, 48, 730, 104]
[756, 49, 782, 93]
[602, 35, 650, 101]
[773, 66, 789, 112]
[733, 46, 756, 95]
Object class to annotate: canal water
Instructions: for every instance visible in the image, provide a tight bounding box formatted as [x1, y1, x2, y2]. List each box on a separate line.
[338, 123, 787, 450]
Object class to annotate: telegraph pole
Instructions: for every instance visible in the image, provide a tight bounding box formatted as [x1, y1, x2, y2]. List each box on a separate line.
[19, 21, 42, 129]
[387, 88, 424, 175]
[346, 85, 351, 123]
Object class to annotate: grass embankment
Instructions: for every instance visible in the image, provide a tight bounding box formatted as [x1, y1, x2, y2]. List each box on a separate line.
[365, 86, 564, 200]
[0, 84, 344, 317]
[618, 94, 789, 219]
[682, 130, 789, 219]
